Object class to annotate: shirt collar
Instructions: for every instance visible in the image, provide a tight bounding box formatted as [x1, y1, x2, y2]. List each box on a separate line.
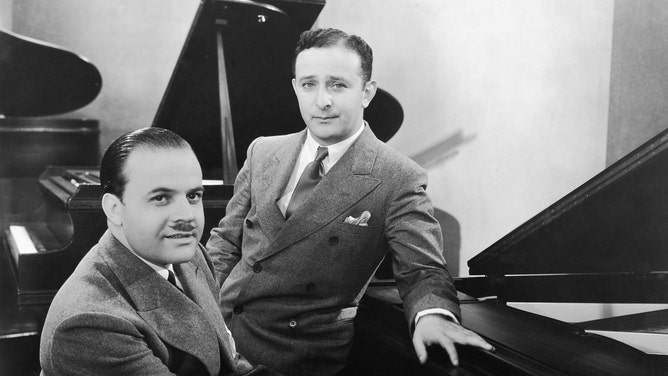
[305, 121, 365, 166]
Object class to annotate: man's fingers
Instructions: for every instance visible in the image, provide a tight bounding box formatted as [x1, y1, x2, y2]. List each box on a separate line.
[414, 331, 460, 366]
[412, 334, 428, 364]
[412, 315, 495, 367]
[457, 329, 495, 352]
[470, 335, 495, 352]
[438, 337, 459, 366]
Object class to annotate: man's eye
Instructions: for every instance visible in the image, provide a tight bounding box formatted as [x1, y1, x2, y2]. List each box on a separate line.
[302, 82, 315, 89]
[187, 193, 203, 203]
[332, 83, 346, 89]
[151, 195, 167, 204]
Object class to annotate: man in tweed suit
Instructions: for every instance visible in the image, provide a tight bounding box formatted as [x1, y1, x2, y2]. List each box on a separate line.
[40, 128, 276, 376]
[206, 29, 493, 375]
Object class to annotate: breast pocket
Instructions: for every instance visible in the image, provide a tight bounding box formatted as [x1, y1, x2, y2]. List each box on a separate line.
[335, 221, 381, 236]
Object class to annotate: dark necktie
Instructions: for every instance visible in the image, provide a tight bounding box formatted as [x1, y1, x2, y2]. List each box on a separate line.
[286, 146, 329, 218]
[167, 270, 183, 292]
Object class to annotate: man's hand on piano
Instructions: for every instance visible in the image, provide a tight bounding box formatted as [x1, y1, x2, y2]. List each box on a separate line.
[412, 314, 495, 366]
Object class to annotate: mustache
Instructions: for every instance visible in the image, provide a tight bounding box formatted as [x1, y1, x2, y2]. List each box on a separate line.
[169, 222, 197, 232]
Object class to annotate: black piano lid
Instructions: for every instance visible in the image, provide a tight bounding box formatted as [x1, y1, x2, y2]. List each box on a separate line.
[0, 29, 102, 117]
[153, 0, 403, 179]
[468, 127, 668, 277]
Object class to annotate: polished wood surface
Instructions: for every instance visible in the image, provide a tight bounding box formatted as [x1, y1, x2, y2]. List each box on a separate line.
[0, 29, 101, 117]
[0, 118, 99, 178]
[469, 129, 668, 277]
[352, 287, 668, 376]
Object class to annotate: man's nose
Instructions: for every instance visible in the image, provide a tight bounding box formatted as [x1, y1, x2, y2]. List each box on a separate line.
[316, 87, 332, 109]
[171, 197, 196, 222]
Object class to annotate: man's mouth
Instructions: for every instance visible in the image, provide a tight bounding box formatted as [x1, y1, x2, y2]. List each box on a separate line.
[314, 115, 337, 120]
[165, 232, 195, 239]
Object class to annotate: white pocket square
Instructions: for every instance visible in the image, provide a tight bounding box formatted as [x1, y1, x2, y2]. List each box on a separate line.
[344, 211, 371, 226]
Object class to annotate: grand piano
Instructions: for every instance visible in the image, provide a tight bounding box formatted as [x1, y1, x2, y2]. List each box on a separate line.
[0, 26, 104, 376]
[350, 127, 668, 374]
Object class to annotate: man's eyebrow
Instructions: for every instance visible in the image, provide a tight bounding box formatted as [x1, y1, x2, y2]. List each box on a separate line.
[298, 75, 349, 83]
[146, 187, 176, 195]
[297, 74, 316, 81]
[327, 75, 347, 82]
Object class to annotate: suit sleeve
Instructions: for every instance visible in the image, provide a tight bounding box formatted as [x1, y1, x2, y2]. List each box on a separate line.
[384, 166, 461, 327]
[206, 138, 258, 286]
[43, 313, 175, 376]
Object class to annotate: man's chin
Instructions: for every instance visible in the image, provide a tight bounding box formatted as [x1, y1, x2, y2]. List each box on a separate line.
[308, 127, 339, 144]
[165, 243, 199, 264]
[169, 254, 197, 265]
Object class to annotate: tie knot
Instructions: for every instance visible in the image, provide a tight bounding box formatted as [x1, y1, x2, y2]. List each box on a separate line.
[315, 146, 328, 162]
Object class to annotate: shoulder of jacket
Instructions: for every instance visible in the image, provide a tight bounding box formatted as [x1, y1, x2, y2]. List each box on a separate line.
[249, 132, 301, 152]
[375, 141, 426, 177]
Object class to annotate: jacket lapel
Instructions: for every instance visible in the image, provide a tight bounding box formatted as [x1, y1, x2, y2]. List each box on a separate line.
[98, 232, 221, 375]
[175, 253, 239, 368]
[263, 126, 381, 259]
[255, 130, 306, 239]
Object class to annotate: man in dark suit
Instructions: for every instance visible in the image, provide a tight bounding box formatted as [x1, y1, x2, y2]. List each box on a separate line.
[206, 28, 494, 375]
[40, 128, 275, 376]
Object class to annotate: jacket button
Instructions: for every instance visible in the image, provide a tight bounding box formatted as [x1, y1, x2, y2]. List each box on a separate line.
[306, 283, 316, 293]
[252, 263, 263, 273]
[245, 219, 254, 228]
[328, 236, 339, 246]
[233, 305, 244, 314]
[288, 319, 298, 329]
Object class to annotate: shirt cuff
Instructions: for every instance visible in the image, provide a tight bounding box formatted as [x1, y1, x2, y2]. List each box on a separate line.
[415, 308, 459, 325]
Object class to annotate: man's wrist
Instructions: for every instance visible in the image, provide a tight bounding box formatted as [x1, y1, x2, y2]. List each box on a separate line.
[415, 308, 459, 326]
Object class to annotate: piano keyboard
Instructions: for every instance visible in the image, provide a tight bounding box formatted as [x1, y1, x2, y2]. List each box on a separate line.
[7, 225, 38, 265]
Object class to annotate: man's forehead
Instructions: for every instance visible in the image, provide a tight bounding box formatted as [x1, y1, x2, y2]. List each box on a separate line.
[123, 147, 202, 191]
[296, 46, 362, 74]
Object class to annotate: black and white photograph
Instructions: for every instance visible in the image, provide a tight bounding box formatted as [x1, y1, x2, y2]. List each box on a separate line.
[1, 1, 667, 375]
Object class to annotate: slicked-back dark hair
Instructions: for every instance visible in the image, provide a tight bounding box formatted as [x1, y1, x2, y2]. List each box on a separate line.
[293, 28, 373, 83]
[100, 127, 192, 199]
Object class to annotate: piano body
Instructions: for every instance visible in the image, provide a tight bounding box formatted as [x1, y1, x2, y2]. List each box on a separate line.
[0, 27, 103, 375]
[351, 126, 668, 374]
[0, 27, 102, 234]
[0, 26, 105, 308]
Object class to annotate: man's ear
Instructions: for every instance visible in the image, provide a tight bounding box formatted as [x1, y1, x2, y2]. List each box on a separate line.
[102, 193, 123, 226]
[362, 80, 378, 109]
[292, 78, 298, 96]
